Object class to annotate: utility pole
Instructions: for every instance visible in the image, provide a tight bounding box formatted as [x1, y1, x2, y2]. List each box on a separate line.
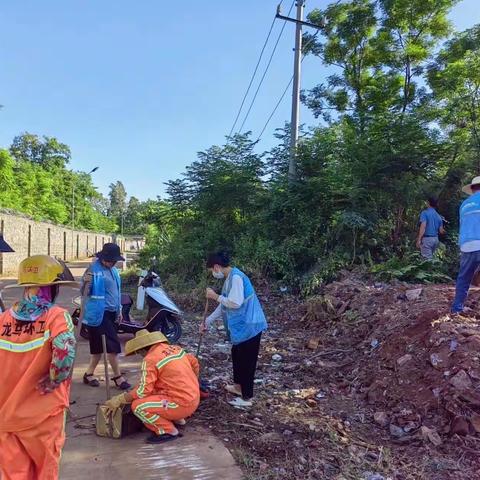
[71, 183, 75, 259]
[289, 0, 304, 183]
[71, 166, 99, 259]
[276, 1, 322, 184]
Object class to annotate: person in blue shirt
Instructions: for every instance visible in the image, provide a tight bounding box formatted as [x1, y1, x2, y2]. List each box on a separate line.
[451, 177, 480, 314]
[416, 197, 445, 259]
[81, 243, 131, 390]
[201, 251, 267, 408]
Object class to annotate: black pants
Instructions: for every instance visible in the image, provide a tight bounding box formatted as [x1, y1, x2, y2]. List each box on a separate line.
[88, 311, 121, 355]
[231, 332, 262, 400]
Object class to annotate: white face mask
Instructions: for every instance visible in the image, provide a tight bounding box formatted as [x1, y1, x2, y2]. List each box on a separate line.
[212, 270, 224, 279]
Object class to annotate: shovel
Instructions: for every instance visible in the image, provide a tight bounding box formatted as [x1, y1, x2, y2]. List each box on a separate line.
[197, 298, 210, 398]
[102, 334, 111, 401]
[196, 298, 209, 357]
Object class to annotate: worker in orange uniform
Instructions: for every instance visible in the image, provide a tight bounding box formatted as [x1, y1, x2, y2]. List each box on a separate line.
[105, 329, 200, 444]
[0, 255, 78, 480]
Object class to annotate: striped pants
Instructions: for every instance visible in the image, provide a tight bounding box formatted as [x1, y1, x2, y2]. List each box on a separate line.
[132, 396, 198, 435]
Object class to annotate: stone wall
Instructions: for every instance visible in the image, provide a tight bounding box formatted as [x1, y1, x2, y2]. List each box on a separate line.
[0, 209, 125, 275]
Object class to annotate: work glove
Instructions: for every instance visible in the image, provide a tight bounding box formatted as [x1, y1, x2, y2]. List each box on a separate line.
[104, 393, 128, 414]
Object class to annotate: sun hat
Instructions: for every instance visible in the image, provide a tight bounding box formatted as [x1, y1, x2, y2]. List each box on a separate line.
[0, 235, 14, 253]
[462, 176, 480, 195]
[125, 329, 168, 356]
[4, 255, 79, 289]
[96, 243, 125, 262]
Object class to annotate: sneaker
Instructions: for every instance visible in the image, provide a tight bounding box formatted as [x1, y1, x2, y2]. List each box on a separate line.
[228, 397, 253, 409]
[174, 418, 186, 426]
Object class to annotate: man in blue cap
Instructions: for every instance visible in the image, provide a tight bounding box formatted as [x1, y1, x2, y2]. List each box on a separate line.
[0, 235, 14, 312]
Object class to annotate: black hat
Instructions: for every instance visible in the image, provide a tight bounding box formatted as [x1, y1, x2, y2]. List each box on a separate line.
[0, 235, 14, 253]
[96, 243, 125, 262]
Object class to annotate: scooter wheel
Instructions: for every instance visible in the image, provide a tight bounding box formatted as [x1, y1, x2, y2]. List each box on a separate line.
[156, 317, 182, 343]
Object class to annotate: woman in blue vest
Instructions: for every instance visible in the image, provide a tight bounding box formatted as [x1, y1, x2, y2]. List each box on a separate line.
[81, 243, 131, 390]
[201, 251, 267, 408]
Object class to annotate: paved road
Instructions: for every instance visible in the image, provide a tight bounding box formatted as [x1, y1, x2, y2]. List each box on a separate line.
[0, 261, 242, 480]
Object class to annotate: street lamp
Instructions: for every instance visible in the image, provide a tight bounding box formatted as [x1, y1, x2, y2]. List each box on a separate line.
[71, 166, 99, 259]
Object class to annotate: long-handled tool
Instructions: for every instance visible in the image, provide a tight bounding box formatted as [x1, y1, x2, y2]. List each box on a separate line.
[197, 298, 210, 399]
[196, 298, 209, 357]
[102, 334, 111, 401]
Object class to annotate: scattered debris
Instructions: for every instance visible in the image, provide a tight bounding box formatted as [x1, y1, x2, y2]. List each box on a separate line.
[420, 426, 442, 446]
[405, 288, 423, 301]
[450, 370, 473, 390]
[173, 274, 480, 480]
[389, 424, 405, 438]
[396, 353, 413, 367]
[306, 337, 321, 350]
[374, 411, 389, 427]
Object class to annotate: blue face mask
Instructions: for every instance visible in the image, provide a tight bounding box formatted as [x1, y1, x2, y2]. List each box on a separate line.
[212, 271, 224, 280]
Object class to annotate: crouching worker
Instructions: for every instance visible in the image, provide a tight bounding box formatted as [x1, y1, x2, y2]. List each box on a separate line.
[0, 255, 77, 480]
[104, 329, 200, 444]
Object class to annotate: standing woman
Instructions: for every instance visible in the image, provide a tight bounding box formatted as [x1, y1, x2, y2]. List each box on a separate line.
[81, 243, 131, 390]
[202, 251, 267, 408]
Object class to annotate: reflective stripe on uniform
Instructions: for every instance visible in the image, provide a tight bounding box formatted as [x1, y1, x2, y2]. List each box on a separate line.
[156, 350, 186, 370]
[0, 330, 51, 353]
[64, 312, 74, 332]
[136, 360, 148, 398]
[134, 401, 179, 414]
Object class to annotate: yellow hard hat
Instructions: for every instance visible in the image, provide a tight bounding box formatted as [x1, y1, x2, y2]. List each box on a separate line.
[5, 255, 79, 289]
[125, 329, 168, 356]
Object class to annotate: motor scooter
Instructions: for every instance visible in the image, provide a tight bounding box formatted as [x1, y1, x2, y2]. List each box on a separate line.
[72, 269, 183, 343]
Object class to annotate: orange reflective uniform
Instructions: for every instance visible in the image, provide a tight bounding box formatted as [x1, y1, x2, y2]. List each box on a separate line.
[0, 306, 74, 480]
[131, 343, 200, 435]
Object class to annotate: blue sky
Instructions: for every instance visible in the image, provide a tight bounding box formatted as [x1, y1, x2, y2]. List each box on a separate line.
[0, 0, 478, 200]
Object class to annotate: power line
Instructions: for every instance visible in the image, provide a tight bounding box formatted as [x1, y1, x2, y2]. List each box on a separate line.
[228, 5, 282, 137]
[256, 32, 320, 142]
[257, 77, 294, 141]
[236, 0, 295, 135]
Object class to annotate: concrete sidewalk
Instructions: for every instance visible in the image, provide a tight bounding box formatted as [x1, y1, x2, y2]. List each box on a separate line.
[0, 262, 243, 480]
[62, 337, 242, 480]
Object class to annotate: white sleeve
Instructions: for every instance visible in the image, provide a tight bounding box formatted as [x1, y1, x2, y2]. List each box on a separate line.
[218, 275, 244, 309]
[205, 304, 223, 328]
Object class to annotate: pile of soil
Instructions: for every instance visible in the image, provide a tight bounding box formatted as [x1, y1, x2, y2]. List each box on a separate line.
[176, 274, 480, 480]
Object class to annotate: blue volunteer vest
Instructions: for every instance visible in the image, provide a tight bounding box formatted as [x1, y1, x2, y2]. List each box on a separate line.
[221, 268, 267, 345]
[459, 192, 480, 248]
[82, 260, 121, 327]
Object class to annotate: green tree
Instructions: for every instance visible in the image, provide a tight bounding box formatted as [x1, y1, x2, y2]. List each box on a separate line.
[108, 181, 127, 227]
[428, 25, 480, 170]
[10, 133, 71, 169]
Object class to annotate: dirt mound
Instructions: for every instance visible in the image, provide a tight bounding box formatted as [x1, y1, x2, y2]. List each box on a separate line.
[307, 278, 480, 444]
[176, 275, 480, 479]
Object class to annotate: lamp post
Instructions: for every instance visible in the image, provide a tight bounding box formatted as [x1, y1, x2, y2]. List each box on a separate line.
[71, 166, 99, 259]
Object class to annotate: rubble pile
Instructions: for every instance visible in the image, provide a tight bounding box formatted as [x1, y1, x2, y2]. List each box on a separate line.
[314, 277, 480, 445]
[175, 274, 480, 479]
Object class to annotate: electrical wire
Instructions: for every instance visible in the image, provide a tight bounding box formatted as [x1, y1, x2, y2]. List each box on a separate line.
[256, 31, 320, 142]
[236, 0, 295, 135]
[228, 1, 286, 137]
